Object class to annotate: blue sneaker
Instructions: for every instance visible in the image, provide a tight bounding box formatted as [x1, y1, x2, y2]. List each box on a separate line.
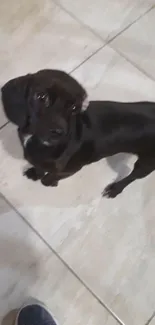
[15, 298, 58, 325]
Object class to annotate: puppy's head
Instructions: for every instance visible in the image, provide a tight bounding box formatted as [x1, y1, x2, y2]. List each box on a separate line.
[1, 70, 88, 146]
[27, 80, 87, 146]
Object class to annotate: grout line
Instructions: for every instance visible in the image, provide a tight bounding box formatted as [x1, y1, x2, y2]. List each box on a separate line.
[0, 5, 154, 107]
[52, 0, 104, 43]
[0, 121, 9, 131]
[54, 0, 155, 84]
[69, 37, 155, 82]
[107, 5, 155, 83]
[68, 3, 154, 77]
[108, 43, 155, 83]
[69, 37, 155, 92]
[0, 191, 125, 325]
[107, 4, 155, 45]
[69, 44, 106, 74]
[145, 311, 155, 325]
[53, 0, 155, 49]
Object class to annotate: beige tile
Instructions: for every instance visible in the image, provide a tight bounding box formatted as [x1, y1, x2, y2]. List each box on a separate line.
[112, 7, 155, 80]
[0, 46, 155, 324]
[0, 0, 102, 85]
[56, 0, 154, 41]
[0, 194, 118, 325]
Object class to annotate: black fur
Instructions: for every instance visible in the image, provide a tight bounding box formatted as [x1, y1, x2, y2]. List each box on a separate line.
[2, 70, 155, 198]
[2, 69, 87, 172]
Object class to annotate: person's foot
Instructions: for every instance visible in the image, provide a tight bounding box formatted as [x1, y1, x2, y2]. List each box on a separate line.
[15, 298, 58, 325]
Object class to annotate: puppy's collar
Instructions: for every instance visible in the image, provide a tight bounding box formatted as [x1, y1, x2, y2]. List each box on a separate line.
[81, 97, 89, 112]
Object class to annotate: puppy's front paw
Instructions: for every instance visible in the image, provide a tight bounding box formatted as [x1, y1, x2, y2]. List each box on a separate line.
[24, 167, 40, 181]
[102, 182, 123, 198]
[41, 174, 58, 187]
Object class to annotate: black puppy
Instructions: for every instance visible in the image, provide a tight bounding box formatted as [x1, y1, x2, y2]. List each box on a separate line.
[2, 69, 155, 198]
[2, 69, 89, 185]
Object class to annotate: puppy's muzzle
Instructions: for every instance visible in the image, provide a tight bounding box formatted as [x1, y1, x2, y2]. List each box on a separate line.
[41, 127, 65, 146]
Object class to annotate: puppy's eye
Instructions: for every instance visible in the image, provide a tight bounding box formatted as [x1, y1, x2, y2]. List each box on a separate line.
[36, 93, 49, 107]
[72, 105, 76, 111]
[69, 104, 78, 114]
[37, 94, 46, 100]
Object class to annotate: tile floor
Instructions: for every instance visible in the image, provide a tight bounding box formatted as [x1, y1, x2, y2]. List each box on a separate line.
[0, 0, 155, 324]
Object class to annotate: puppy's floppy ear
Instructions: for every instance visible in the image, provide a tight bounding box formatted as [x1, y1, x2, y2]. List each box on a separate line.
[1, 74, 30, 128]
[55, 71, 89, 112]
[67, 75, 89, 112]
[81, 95, 89, 112]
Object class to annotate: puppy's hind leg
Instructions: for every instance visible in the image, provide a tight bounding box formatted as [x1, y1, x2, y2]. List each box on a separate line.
[103, 156, 155, 198]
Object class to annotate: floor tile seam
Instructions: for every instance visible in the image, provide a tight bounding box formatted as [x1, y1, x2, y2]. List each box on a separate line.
[107, 4, 155, 45]
[52, 0, 155, 50]
[108, 42, 155, 83]
[0, 121, 9, 131]
[145, 311, 155, 325]
[0, 192, 125, 325]
[68, 5, 155, 83]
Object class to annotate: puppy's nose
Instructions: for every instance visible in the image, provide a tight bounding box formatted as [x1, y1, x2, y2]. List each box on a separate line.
[50, 128, 63, 136]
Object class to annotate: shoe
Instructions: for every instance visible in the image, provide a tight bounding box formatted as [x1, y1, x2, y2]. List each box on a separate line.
[15, 298, 58, 325]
